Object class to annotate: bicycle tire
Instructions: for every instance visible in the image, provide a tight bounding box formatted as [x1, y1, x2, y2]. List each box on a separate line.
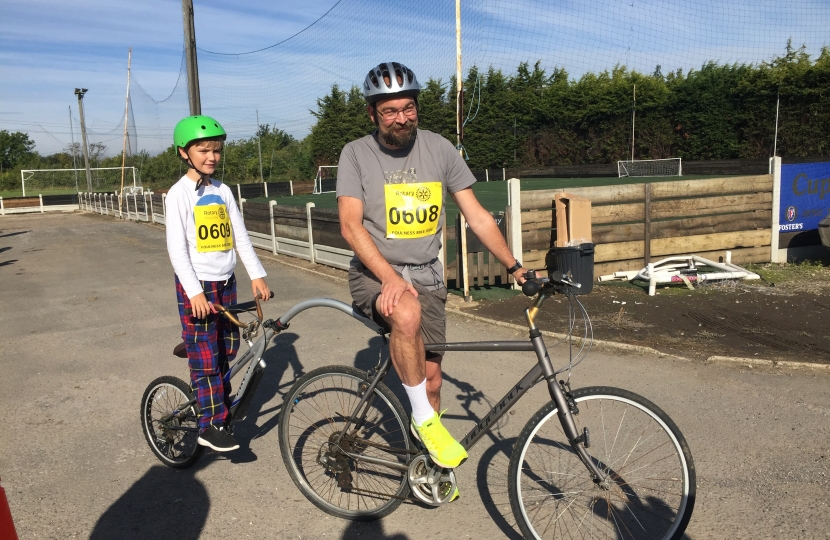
[141, 375, 204, 469]
[508, 386, 695, 540]
[279, 366, 413, 520]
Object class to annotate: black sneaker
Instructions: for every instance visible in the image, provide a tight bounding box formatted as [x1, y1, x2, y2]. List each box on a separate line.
[197, 425, 240, 452]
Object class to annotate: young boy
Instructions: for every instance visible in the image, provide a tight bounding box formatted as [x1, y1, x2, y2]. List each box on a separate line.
[165, 115, 270, 452]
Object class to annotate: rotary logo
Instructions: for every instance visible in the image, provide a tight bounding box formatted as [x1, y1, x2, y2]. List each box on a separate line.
[218, 207, 226, 220]
[415, 186, 431, 202]
[786, 206, 796, 222]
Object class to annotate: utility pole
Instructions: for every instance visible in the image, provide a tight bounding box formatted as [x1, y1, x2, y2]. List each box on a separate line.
[455, 0, 471, 302]
[119, 48, 132, 217]
[74, 88, 93, 193]
[182, 0, 201, 115]
[68, 105, 79, 192]
[256, 109, 264, 183]
[455, 0, 464, 157]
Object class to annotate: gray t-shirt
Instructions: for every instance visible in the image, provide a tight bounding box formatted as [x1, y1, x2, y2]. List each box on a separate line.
[336, 129, 476, 265]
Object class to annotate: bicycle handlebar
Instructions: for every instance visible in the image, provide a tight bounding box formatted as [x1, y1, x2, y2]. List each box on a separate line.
[183, 291, 274, 327]
[521, 270, 581, 297]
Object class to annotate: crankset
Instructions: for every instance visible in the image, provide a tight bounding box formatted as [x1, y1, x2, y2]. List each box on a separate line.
[407, 453, 457, 506]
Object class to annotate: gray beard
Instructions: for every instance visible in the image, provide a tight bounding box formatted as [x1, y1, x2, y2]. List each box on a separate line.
[381, 121, 417, 147]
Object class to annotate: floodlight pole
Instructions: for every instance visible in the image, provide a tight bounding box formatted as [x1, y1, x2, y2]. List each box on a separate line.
[74, 88, 93, 193]
[256, 109, 264, 183]
[119, 48, 132, 216]
[68, 106, 79, 192]
[182, 0, 201, 115]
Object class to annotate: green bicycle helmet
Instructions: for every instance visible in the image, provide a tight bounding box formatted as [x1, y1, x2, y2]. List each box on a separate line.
[173, 115, 227, 149]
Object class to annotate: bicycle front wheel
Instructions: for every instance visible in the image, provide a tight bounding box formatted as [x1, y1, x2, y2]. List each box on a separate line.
[279, 366, 413, 520]
[508, 386, 695, 540]
[141, 375, 204, 469]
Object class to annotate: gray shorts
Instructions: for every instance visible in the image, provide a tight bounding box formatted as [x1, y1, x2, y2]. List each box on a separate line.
[349, 259, 448, 357]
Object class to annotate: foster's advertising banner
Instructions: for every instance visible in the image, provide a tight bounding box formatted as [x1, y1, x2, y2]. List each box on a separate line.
[780, 162, 830, 232]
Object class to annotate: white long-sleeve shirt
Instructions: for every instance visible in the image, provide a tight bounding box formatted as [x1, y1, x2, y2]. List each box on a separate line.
[165, 175, 266, 298]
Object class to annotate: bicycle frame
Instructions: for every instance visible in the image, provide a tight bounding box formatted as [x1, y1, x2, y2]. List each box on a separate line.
[275, 291, 608, 483]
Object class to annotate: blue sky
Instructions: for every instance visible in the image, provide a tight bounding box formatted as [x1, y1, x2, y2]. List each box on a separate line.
[1, 0, 828, 156]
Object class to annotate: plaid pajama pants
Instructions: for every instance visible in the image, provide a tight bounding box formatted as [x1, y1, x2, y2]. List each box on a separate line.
[176, 274, 239, 432]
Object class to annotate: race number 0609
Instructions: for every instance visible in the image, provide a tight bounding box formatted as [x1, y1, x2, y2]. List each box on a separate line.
[198, 223, 231, 240]
[388, 204, 439, 225]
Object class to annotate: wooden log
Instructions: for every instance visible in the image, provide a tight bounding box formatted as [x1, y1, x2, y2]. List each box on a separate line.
[524, 204, 644, 229]
[522, 229, 556, 251]
[595, 240, 645, 263]
[650, 175, 772, 199]
[593, 223, 645, 244]
[520, 183, 644, 209]
[651, 192, 772, 219]
[650, 229, 770, 257]
[592, 203, 645, 224]
[594, 259, 645, 278]
[651, 211, 771, 239]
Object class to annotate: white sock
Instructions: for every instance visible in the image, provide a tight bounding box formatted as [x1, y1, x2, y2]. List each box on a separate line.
[403, 378, 435, 425]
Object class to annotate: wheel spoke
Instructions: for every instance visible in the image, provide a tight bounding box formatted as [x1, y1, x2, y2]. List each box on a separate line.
[510, 388, 694, 540]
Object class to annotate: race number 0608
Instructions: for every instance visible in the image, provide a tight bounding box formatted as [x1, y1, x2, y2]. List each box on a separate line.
[388, 204, 439, 225]
[198, 223, 231, 240]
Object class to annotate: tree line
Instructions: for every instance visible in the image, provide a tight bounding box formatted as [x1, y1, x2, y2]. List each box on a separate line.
[2, 42, 828, 193]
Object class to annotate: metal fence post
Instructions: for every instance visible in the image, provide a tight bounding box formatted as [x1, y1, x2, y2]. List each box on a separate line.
[263, 182, 268, 198]
[239, 198, 245, 218]
[162, 193, 166, 222]
[143, 193, 149, 222]
[269, 200, 278, 255]
[237, 184, 242, 203]
[289, 181, 294, 196]
[0, 197, 4, 216]
[306, 202, 316, 264]
[148, 192, 154, 222]
[39, 194, 43, 213]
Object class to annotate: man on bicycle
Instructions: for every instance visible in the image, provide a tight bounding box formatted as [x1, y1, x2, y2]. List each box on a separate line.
[337, 62, 525, 476]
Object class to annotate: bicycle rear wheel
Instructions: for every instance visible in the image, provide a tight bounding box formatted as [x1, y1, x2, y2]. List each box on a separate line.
[279, 366, 413, 520]
[508, 386, 695, 540]
[141, 376, 204, 469]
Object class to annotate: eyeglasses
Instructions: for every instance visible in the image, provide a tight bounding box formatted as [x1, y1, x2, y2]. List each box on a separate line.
[377, 103, 417, 122]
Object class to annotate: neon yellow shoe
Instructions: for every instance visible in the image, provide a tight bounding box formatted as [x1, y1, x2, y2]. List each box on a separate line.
[411, 411, 468, 469]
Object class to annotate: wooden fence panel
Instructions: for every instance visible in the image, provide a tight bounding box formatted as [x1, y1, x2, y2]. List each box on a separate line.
[310, 207, 350, 250]
[292, 181, 314, 195]
[650, 175, 772, 199]
[242, 201, 272, 235]
[518, 173, 774, 280]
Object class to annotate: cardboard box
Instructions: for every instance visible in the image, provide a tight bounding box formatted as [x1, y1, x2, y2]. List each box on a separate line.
[554, 193, 592, 247]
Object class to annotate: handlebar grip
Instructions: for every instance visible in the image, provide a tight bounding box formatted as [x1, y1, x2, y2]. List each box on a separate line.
[522, 279, 544, 297]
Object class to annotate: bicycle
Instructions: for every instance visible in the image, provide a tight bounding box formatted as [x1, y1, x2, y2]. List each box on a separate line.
[140, 291, 279, 469]
[276, 271, 696, 539]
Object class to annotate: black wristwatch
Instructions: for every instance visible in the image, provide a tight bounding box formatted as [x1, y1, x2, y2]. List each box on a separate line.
[506, 260, 523, 274]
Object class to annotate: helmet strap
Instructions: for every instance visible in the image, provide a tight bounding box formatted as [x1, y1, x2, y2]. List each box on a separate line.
[179, 147, 212, 190]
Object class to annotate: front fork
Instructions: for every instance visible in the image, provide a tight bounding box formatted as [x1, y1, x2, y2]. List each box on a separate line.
[527, 291, 608, 486]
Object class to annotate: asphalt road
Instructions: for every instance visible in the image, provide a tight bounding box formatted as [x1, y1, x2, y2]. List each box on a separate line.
[1, 212, 828, 539]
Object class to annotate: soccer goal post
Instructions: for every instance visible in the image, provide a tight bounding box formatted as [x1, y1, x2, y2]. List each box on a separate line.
[20, 167, 140, 197]
[617, 158, 682, 178]
[313, 166, 337, 194]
